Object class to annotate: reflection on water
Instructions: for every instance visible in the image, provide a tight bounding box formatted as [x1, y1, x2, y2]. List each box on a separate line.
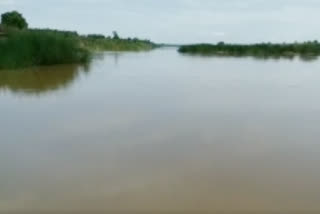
[0, 64, 88, 95]
[2, 48, 320, 213]
[179, 52, 320, 62]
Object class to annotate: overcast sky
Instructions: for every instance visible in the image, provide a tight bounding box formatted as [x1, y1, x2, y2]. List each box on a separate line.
[1, 0, 320, 43]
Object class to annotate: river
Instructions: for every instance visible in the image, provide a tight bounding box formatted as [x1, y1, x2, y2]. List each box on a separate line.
[1, 48, 320, 213]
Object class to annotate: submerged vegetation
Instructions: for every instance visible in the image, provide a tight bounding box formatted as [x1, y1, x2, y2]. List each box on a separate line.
[178, 42, 320, 58]
[0, 11, 156, 69]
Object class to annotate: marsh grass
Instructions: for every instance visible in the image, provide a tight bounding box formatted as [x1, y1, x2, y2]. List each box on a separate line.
[0, 30, 89, 69]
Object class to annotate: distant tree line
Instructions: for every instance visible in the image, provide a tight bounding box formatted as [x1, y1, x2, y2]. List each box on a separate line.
[178, 41, 320, 57]
[84, 31, 153, 44]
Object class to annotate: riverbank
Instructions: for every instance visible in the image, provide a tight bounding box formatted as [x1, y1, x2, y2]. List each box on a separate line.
[0, 29, 157, 69]
[81, 35, 156, 51]
[178, 42, 320, 58]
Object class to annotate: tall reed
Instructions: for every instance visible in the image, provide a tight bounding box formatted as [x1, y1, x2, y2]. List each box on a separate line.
[0, 30, 89, 69]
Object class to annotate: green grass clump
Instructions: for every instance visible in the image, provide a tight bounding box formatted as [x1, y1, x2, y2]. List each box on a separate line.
[178, 41, 320, 58]
[0, 30, 89, 69]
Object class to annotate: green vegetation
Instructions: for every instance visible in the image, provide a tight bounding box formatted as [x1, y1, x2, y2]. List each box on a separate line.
[112, 31, 120, 40]
[0, 11, 156, 69]
[0, 11, 88, 69]
[1, 11, 28, 30]
[0, 30, 89, 69]
[81, 33, 156, 51]
[178, 42, 320, 58]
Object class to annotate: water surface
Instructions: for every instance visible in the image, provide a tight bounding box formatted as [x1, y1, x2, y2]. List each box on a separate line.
[1, 48, 320, 213]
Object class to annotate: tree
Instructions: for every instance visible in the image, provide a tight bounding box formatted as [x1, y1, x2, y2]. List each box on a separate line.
[112, 31, 120, 40]
[1, 11, 28, 30]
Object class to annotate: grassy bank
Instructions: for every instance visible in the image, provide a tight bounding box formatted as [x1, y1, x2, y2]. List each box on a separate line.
[0, 30, 89, 69]
[178, 42, 320, 58]
[80, 35, 156, 51]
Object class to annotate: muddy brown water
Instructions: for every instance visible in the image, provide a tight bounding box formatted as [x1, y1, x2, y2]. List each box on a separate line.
[1, 48, 320, 213]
